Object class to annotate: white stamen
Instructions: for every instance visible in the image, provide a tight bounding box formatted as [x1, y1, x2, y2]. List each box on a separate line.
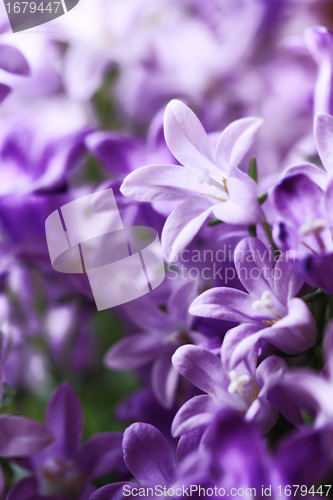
[299, 215, 326, 236]
[252, 291, 281, 321]
[198, 168, 213, 185]
[228, 370, 250, 394]
[252, 291, 274, 311]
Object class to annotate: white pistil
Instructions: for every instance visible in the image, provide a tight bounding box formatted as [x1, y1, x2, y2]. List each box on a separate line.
[228, 370, 250, 395]
[299, 215, 326, 252]
[197, 168, 228, 192]
[299, 215, 326, 236]
[252, 291, 281, 321]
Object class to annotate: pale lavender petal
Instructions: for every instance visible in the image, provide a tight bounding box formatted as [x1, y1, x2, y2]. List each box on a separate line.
[215, 117, 263, 173]
[120, 164, 198, 201]
[122, 423, 175, 486]
[77, 432, 123, 480]
[164, 99, 216, 172]
[283, 163, 328, 189]
[167, 280, 198, 326]
[245, 397, 278, 433]
[226, 298, 315, 367]
[305, 27, 333, 116]
[0, 416, 53, 457]
[122, 296, 174, 333]
[212, 174, 262, 225]
[272, 258, 303, 304]
[161, 198, 213, 261]
[171, 395, 215, 437]
[314, 113, 333, 172]
[0, 84, 11, 104]
[172, 345, 229, 398]
[0, 44, 30, 75]
[104, 334, 162, 370]
[283, 370, 333, 415]
[85, 132, 143, 176]
[300, 253, 333, 295]
[324, 171, 333, 224]
[234, 237, 274, 295]
[273, 173, 324, 227]
[151, 350, 179, 409]
[45, 382, 82, 458]
[189, 287, 257, 323]
[267, 298, 317, 353]
[63, 45, 110, 101]
[221, 323, 263, 370]
[176, 428, 205, 462]
[255, 355, 287, 395]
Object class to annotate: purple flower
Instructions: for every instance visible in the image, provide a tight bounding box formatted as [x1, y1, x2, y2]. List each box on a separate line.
[273, 321, 333, 429]
[270, 171, 333, 293]
[304, 27, 333, 116]
[190, 237, 316, 367]
[121, 99, 263, 258]
[174, 409, 332, 498]
[104, 280, 205, 409]
[91, 410, 332, 500]
[89, 422, 176, 500]
[171, 345, 285, 435]
[0, 415, 53, 499]
[7, 383, 123, 500]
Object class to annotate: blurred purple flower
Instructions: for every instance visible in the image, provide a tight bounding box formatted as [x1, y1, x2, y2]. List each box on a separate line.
[105, 280, 205, 409]
[8, 383, 123, 500]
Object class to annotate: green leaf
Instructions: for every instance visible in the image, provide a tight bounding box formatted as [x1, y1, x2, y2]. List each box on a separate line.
[248, 157, 258, 183]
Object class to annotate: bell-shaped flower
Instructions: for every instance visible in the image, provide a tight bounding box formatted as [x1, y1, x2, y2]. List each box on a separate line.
[190, 237, 316, 368]
[121, 99, 263, 258]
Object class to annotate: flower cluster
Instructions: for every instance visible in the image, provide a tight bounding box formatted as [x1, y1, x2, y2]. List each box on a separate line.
[1, 0, 333, 498]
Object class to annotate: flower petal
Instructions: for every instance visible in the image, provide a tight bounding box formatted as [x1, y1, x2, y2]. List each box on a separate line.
[121, 164, 198, 201]
[122, 423, 175, 486]
[151, 350, 179, 410]
[315, 113, 333, 173]
[162, 198, 213, 261]
[104, 334, 162, 370]
[215, 117, 263, 173]
[77, 432, 123, 480]
[172, 395, 215, 437]
[172, 345, 229, 399]
[45, 382, 83, 458]
[164, 100, 216, 173]
[0, 416, 53, 458]
[189, 287, 256, 323]
[0, 44, 30, 75]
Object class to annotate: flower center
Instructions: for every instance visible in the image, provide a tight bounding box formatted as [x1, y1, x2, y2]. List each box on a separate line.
[252, 291, 281, 322]
[197, 168, 229, 201]
[228, 370, 250, 395]
[39, 457, 85, 499]
[299, 215, 326, 236]
[299, 215, 326, 253]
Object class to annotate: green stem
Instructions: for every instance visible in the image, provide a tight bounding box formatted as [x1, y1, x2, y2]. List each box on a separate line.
[301, 288, 327, 302]
[207, 219, 223, 227]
